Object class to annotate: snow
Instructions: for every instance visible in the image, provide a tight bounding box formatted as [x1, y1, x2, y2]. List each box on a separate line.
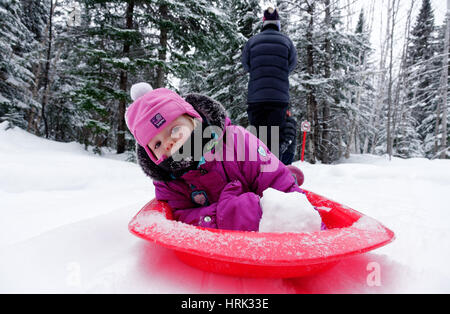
[0, 94, 11, 104]
[259, 188, 322, 233]
[351, 216, 387, 234]
[1, 124, 450, 293]
[6, 76, 23, 88]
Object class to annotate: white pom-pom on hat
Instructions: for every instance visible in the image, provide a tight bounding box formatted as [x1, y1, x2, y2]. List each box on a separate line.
[130, 82, 153, 101]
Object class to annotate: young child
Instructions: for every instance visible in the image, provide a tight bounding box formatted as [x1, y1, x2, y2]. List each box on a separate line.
[126, 83, 319, 232]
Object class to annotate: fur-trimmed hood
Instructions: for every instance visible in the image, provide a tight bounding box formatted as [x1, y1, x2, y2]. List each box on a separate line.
[136, 93, 228, 182]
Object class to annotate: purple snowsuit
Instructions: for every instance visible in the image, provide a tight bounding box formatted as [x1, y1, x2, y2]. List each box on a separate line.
[136, 94, 303, 232]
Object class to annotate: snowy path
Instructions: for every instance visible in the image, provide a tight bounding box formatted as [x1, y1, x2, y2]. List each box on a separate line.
[1, 123, 449, 293]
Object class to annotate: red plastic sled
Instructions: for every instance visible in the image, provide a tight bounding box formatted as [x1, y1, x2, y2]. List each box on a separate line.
[129, 190, 395, 278]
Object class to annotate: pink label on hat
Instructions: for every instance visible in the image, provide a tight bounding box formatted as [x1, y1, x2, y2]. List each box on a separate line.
[150, 113, 166, 128]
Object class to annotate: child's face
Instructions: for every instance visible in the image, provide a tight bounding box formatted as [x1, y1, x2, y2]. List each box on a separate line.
[147, 115, 195, 160]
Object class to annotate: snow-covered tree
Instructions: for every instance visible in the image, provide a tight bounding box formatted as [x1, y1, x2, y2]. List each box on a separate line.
[56, 1, 140, 151]
[405, 0, 441, 158]
[347, 10, 377, 158]
[389, 0, 424, 158]
[278, 0, 375, 163]
[0, 0, 48, 129]
[181, 0, 261, 125]
[430, 19, 450, 158]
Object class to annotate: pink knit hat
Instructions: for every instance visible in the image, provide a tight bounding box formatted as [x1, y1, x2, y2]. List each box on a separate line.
[125, 83, 202, 165]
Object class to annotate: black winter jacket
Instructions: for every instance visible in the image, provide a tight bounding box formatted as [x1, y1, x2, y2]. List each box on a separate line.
[241, 25, 297, 104]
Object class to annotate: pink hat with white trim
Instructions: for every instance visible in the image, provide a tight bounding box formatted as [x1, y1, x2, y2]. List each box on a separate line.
[125, 83, 202, 165]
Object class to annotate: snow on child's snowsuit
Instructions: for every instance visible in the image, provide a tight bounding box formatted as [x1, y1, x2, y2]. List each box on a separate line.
[128, 89, 303, 232]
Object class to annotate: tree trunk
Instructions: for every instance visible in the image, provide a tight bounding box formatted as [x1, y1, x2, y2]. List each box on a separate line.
[28, 42, 44, 135]
[305, 2, 317, 163]
[40, 0, 55, 139]
[440, 0, 449, 158]
[156, 3, 168, 88]
[321, 0, 332, 164]
[394, 0, 415, 155]
[345, 109, 356, 159]
[117, 0, 135, 154]
[433, 101, 442, 156]
[386, 0, 398, 160]
[364, 1, 390, 154]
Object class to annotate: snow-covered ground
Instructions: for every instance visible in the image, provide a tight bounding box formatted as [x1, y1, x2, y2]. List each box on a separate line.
[1, 121, 449, 293]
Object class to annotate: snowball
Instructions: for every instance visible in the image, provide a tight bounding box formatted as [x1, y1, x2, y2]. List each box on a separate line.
[130, 82, 153, 101]
[259, 188, 322, 233]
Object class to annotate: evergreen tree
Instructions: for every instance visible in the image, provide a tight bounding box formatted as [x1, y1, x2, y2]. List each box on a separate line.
[181, 0, 261, 125]
[138, 0, 234, 88]
[0, 0, 48, 129]
[408, 0, 435, 64]
[56, 1, 141, 151]
[2, 0, 441, 162]
[58, 0, 233, 152]
[391, 0, 424, 158]
[281, 0, 373, 163]
[406, 0, 440, 157]
[427, 20, 450, 158]
[350, 10, 377, 157]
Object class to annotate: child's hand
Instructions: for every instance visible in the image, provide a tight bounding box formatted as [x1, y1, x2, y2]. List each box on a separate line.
[216, 180, 262, 232]
[218, 180, 245, 202]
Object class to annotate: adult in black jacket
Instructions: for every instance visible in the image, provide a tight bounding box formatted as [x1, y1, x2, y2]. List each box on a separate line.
[241, 7, 297, 156]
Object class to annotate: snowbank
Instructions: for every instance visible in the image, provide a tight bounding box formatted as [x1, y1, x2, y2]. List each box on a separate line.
[0, 124, 152, 247]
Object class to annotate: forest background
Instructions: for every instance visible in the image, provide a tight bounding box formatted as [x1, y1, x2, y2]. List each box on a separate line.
[0, 0, 448, 163]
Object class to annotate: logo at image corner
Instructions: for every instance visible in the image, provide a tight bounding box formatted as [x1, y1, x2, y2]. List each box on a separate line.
[151, 113, 166, 128]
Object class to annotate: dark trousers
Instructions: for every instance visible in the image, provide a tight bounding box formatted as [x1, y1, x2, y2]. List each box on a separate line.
[247, 102, 288, 158]
[280, 148, 295, 165]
